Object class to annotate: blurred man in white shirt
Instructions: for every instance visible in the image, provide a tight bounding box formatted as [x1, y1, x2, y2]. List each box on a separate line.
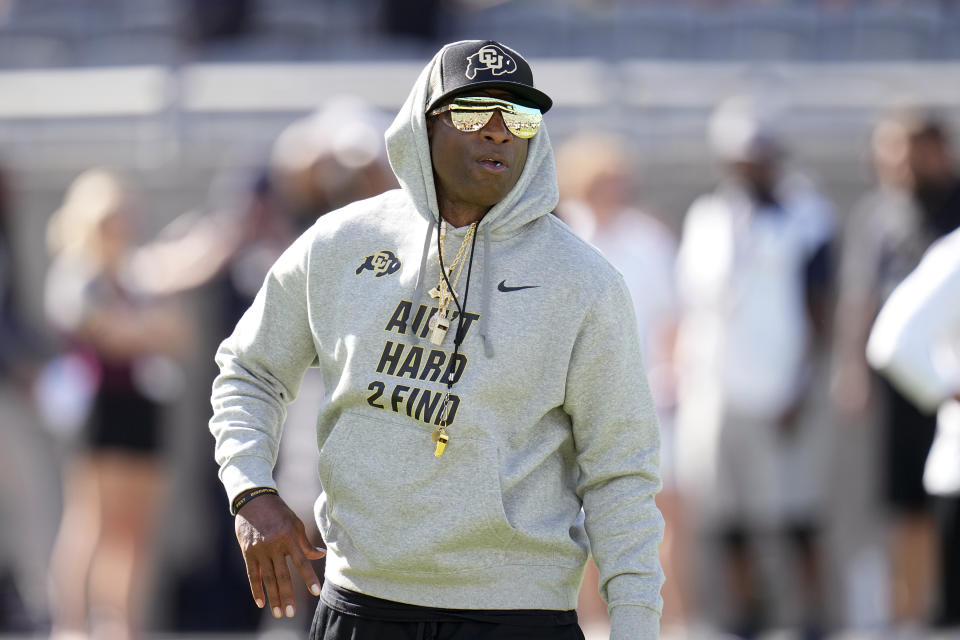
[675, 97, 835, 636]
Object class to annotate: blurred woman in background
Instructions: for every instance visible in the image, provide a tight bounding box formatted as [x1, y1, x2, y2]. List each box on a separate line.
[44, 169, 190, 640]
[556, 133, 687, 635]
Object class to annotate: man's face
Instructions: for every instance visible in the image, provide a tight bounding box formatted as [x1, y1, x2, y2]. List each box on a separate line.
[427, 89, 530, 212]
[907, 135, 954, 189]
[730, 159, 776, 191]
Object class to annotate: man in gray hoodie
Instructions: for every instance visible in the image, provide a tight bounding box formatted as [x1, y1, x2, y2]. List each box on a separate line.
[210, 40, 664, 640]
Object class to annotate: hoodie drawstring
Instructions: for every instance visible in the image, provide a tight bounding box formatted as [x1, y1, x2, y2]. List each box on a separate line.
[411, 217, 436, 344]
[414, 217, 494, 358]
[478, 225, 494, 358]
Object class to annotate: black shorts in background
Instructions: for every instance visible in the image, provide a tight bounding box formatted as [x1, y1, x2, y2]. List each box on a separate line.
[86, 387, 162, 455]
[881, 376, 937, 512]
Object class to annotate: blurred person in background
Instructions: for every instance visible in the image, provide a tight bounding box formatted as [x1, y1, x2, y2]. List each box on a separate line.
[44, 169, 191, 640]
[674, 97, 835, 638]
[269, 96, 398, 237]
[132, 96, 396, 307]
[0, 160, 49, 631]
[831, 110, 960, 631]
[867, 225, 960, 632]
[832, 115, 915, 424]
[139, 168, 292, 633]
[556, 132, 688, 634]
[126, 97, 396, 633]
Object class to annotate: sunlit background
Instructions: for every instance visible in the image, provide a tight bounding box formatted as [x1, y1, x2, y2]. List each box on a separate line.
[2, 1, 960, 639]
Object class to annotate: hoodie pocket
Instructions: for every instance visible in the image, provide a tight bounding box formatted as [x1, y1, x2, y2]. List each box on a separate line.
[318, 409, 518, 574]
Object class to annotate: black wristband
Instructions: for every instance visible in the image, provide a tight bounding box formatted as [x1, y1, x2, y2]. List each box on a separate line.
[232, 487, 278, 515]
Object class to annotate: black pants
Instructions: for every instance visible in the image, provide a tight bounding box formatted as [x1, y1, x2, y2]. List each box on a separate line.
[309, 586, 585, 640]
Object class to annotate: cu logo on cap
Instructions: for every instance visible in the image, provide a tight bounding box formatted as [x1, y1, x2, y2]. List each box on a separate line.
[466, 45, 517, 79]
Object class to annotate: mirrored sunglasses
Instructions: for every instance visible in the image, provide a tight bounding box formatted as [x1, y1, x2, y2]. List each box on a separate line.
[428, 96, 542, 139]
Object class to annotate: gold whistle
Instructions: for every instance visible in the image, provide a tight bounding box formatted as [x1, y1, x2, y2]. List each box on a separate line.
[433, 430, 449, 457]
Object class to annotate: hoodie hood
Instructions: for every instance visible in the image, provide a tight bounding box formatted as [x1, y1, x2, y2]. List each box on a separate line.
[385, 42, 561, 357]
[385, 41, 560, 239]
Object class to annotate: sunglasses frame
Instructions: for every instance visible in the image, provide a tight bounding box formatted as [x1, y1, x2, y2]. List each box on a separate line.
[428, 96, 542, 139]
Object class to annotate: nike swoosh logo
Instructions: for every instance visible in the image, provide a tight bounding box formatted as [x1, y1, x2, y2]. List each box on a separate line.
[497, 280, 540, 293]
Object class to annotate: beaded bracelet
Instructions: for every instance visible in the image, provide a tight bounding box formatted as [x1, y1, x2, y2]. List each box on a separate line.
[232, 487, 279, 515]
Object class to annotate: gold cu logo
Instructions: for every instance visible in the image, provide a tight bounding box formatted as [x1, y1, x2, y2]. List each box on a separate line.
[356, 250, 402, 278]
[465, 45, 517, 79]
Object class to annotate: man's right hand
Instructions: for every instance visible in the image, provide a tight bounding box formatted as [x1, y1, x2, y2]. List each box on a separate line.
[234, 493, 326, 618]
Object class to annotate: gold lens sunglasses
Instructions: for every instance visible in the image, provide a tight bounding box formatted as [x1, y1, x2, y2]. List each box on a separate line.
[428, 96, 543, 139]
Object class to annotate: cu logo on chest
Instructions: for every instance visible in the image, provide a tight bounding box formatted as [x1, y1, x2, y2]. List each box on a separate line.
[356, 250, 402, 278]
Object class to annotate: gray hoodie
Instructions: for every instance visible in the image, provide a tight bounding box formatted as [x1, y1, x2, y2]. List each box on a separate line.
[211, 44, 664, 639]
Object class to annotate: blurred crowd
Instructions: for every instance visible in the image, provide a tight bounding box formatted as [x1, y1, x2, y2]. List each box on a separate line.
[1, 87, 960, 640]
[5, 0, 960, 67]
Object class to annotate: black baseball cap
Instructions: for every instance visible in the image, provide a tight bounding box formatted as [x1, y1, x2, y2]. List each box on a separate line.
[425, 40, 553, 115]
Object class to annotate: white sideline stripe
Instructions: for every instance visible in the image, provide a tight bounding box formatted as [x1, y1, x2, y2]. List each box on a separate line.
[1, 61, 960, 118]
[0, 67, 170, 118]
[180, 59, 608, 111]
[621, 61, 960, 108]
[181, 62, 421, 112]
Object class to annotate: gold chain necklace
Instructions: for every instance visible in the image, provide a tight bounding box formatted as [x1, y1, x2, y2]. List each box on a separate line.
[426, 219, 478, 458]
[427, 220, 476, 346]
